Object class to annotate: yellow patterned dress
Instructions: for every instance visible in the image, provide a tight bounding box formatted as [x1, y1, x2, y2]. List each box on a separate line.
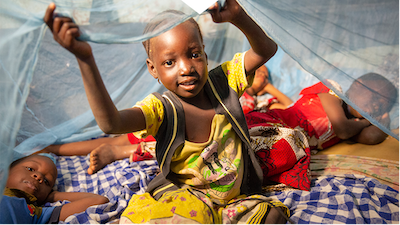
[120, 52, 290, 224]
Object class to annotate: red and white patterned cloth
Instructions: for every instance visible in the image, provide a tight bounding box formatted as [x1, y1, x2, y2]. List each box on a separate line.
[245, 81, 342, 191]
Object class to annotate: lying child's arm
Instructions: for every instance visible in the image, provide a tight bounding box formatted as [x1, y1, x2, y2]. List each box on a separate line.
[208, 0, 277, 76]
[259, 83, 293, 108]
[318, 93, 387, 144]
[350, 112, 389, 144]
[46, 191, 109, 221]
[318, 93, 370, 139]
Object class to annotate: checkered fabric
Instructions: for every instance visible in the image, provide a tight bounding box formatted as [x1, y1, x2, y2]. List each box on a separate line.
[45, 153, 398, 224]
[266, 174, 399, 224]
[46, 154, 159, 224]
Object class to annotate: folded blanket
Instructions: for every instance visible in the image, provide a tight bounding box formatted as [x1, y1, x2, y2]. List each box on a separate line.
[311, 154, 399, 191]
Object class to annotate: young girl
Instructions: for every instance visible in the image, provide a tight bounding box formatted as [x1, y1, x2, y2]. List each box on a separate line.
[44, 0, 290, 223]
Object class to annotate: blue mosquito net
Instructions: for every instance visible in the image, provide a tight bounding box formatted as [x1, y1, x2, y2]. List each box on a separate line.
[0, 0, 398, 201]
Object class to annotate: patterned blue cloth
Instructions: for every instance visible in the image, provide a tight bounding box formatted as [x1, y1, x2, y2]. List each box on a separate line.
[267, 174, 399, 224]
[46, 153, 159, 224]
[46, 153, 398, 224]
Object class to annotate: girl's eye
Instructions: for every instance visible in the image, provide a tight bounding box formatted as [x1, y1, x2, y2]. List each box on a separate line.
[26, 167, 34, 171]
[44, 178, 50, 186]
[192, 53, 201, 58]
[164, 60, 174, 67]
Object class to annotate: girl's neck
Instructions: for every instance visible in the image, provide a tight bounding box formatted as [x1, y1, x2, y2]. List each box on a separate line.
[178, 88, 212, 110]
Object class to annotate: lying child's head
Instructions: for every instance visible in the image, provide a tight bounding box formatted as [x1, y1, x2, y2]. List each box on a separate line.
[143, 11, 208, 99]
[6, 154, 57, 204]
[251, 65, 270, 94]
[346, 72, 397, 118]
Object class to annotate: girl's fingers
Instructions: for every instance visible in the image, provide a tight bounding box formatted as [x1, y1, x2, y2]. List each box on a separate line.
[63, 27, 80, 47]
[207, 2, 219, 11]
[53, 17, 73, 34]
[44, 3, 56, 30]
[59, 22, 79, 41]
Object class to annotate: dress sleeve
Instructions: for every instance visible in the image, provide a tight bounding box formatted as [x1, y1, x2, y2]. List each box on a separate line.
[220, 52, 253, 97]
[132, 94, 164, 138]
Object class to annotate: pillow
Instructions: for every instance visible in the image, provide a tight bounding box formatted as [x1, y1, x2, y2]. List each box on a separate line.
[249, 125, 311, 191]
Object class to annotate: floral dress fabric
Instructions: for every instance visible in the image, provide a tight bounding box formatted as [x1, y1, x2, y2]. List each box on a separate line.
[245, 81, 342, 191]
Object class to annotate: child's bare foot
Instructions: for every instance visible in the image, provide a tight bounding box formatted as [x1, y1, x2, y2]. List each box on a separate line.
[88, 144, 118, 175]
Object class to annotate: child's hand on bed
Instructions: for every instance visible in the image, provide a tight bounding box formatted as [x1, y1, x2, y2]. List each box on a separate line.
[43, 3, 92, 60]
[44, 190, 109, 221]
[45, 190, 57, 203]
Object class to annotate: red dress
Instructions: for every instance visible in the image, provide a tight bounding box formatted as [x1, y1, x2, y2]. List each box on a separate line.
[245, 81, 341, 190]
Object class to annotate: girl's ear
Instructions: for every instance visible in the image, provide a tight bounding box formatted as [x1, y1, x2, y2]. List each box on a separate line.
[146, 58, 158, 79]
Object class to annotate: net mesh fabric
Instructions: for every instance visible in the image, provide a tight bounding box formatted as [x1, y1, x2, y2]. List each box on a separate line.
[0, 0, 398, 200]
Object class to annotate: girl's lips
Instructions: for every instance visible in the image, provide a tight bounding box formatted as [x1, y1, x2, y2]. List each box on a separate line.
[23, 180, 37, 191]
[180, 80, 196, 85]
[179, 79, 197, 91]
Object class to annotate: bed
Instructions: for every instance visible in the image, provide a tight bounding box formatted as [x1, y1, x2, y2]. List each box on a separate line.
[48, 155, 159, 224]
[46, 137, 399, 224]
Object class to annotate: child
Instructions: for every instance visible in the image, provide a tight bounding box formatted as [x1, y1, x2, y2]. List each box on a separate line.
[39, 133, 156, 175]
[44, 0, 290, 223]
[240, 64, 293, 113]
[246, 73, 396, 150]
[1, 154, 109, 223]
[245, 73, 396, 191]
[329, 72, 396, 144]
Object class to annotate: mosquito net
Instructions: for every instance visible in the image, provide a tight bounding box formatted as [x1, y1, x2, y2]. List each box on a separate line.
[0, 0, 398, 200]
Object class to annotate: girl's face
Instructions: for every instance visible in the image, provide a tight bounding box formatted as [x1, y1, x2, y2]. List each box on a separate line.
[6, 155, 57, 204]
[146, 21, 208, 99]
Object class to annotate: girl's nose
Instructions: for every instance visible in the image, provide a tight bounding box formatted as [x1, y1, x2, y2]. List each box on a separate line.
[179, 59, 193, 75]
[32, 173, 44, 183]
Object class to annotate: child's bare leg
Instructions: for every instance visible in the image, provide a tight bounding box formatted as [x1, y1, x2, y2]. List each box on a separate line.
[37, 134, 131, 156]
[88, 144, 139, 175]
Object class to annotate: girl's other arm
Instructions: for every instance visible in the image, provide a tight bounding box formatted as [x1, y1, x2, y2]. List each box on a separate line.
[208, 0, 277, 75]
[318, 93, 371, 140]
[44, 3, 145, 134]
[46, 191, 109, 221]
[259, 83, 293, 108]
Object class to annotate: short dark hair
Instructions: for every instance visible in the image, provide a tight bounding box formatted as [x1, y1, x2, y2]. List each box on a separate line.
[9, 156, 29, 169]
[346, 72, 398, 113]
[142, 10, 203, 59]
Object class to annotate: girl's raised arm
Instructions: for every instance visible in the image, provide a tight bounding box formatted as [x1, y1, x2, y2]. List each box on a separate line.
[44, 3, 146, 134]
